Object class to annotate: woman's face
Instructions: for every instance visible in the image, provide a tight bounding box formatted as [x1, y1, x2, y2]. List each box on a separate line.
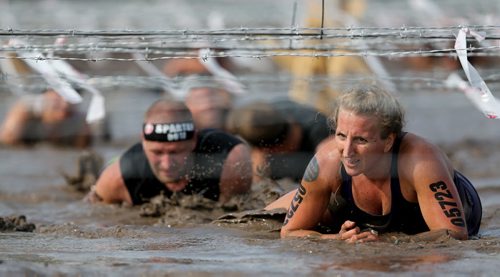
[335, 108, 393, 177]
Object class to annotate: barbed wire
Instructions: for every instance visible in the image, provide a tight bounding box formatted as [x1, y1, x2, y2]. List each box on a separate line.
[0, 25, 498, 97]
[0, 45, 498, 61]
[0, 37, 461, 48]
[0, 25, 498, 37]
[1, 71, 499, 92]
[1, 26, 499, 46]
[2, 42, 499, 53]
[0, 25, 498, 60]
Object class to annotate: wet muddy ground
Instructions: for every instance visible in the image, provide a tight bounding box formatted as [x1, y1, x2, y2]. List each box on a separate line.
[1, 1, 499, 275]
[1, 62, 500, 276]
[1, 63, 500, 276]
[1, 131, 500, 276]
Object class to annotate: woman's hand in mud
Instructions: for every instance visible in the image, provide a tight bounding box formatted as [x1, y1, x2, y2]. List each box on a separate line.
[331, 220, 378, 243]
[345, 228, 379, 243]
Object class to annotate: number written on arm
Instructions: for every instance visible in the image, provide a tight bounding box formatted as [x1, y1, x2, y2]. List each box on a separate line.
[283, 184, 306, 226]
[429, 181, 465, 227]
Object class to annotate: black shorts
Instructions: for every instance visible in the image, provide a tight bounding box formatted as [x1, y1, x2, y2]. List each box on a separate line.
[454, 171, 482, 236]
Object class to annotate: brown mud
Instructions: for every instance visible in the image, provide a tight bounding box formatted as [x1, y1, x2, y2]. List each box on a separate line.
[0, 0, 499, 274]
[0, 215, 36, 232]
[0, 137, 499, 276]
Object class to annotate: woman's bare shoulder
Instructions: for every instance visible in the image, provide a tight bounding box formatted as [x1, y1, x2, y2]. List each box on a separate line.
[399, 132, 453, 175]
[400, 132, 442, 155]
[311, 138, 342, 186]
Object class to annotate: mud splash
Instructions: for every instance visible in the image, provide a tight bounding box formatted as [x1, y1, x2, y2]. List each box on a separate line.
[0, 215, 36, 232]
[139, 178, 293, 227]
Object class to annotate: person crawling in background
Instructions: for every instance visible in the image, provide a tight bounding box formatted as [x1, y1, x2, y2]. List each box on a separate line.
[0, 89, 91, 148]
[84, 99, 252, 206]
[265, 85, 482, 242]
[226, 99, 332, 182]
[184, 85, 233, 131]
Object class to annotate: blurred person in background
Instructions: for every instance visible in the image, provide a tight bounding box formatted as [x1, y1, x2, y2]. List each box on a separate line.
[163, 55, 237, 78]
[185, 85, 234, 131]
[226, 98, 332, 182]
[163, 51, 239, 132]
[0, 89, 91, 148]
[274, 0, 372, 115]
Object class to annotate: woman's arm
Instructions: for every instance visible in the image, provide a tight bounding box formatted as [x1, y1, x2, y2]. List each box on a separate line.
[402, 135, 468, 240]
[279, 153, 336, 238]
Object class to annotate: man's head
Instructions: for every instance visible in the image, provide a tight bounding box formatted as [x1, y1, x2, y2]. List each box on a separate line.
[185, 86, 233, 130]
[226, 101, 289, 149]
[142, 99, 197, 187]
[329, 85, 405, 139]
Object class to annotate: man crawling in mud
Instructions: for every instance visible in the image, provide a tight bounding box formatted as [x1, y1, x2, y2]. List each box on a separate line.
[85, 99, 252, 205]
[266, 85, 482, 242]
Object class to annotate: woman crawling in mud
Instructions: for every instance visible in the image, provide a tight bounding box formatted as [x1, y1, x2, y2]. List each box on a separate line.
[265, 85, 482, 243]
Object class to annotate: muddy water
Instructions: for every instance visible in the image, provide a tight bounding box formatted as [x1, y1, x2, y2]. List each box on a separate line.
[0, 0, 500, 275]
[1, 90, 500, 276]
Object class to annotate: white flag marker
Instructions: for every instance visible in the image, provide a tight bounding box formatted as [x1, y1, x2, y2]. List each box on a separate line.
[451, 27, 500, 119]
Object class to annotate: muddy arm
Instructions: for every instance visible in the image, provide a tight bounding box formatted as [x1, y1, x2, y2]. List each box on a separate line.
[219, 143, 253, 203]
[0, 99, 33, 145]
[89, 160, 133, 205]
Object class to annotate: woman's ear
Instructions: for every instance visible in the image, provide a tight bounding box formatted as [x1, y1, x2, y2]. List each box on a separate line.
[384, 133, 396, 153]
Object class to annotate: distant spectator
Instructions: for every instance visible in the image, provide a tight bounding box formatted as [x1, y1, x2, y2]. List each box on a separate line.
[273, 0, 371, 114]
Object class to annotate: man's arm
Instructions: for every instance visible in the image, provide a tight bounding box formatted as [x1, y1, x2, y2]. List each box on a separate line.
[250, 148, 270, 182]
[86, 159, 133, 205]
[219, 143, 253, 203]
